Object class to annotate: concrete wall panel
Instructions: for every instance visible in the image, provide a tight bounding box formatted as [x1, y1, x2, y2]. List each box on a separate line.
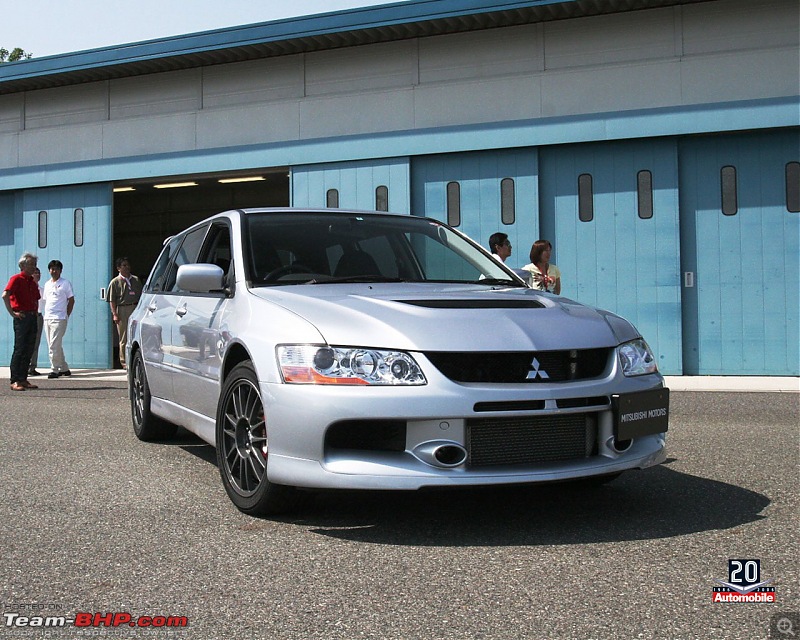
[19, 124, 103, 165]
[544, 8, 678, 69]
[300, 89, 415, 138]
[25, 83, 107, 129]
[197, 101, 300, 148]
[102, 113, 197, 158]
[202, 56, 305, 108]
[414, 75, 542, 128]
[305, 40, 418, 96]
[0, 133, 17, 167]
[682, 0, 799, 54]
[110, 70, 201, 119]
[681, 48, 800, 103]
[418, 24, 543, 83]
[0, 94, 23, 133]
[541, 61, 682, 117]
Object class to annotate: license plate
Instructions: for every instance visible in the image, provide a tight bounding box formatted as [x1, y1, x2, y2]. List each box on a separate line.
[612, 388, 670, 440]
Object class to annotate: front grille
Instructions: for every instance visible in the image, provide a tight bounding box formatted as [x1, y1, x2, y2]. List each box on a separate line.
[426, 348, 610, 383]
[467, 414, 596, 467]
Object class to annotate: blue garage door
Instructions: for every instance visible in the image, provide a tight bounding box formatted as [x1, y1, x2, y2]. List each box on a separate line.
[292, 158, 410, 213]
[6, 185, 114, 369]
[539, 139, 682, 375]
[411, 149, 538, 260]
[679, 130, 800, 375]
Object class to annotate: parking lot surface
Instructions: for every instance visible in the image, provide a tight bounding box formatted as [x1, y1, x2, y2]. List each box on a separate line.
[1, 377, 797, 640]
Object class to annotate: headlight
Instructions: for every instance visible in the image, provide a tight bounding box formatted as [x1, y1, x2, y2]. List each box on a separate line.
[277, 345, 426, 385]
[617, 339, 658, 376]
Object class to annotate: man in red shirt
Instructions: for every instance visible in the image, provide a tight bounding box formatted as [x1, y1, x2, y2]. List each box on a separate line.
[3, 252, 41, 390]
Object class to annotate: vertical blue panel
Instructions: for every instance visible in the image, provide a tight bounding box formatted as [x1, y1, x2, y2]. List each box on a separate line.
[292, 158, 410, 213]
[18, 184, 113, 369]
[540, 139, 682, 374]
[410, 149, 539, 264]
[0, 191, 23, 366]
[679, 129, 800, 375]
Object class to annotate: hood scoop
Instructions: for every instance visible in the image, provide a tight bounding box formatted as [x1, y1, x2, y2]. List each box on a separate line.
[396, 299, 545, 309]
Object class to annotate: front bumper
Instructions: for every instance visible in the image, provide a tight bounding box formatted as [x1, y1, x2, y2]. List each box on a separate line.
[260, 366, 668, 490]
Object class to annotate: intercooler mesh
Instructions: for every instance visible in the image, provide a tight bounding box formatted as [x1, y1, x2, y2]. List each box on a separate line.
[467, 414, 594, 467]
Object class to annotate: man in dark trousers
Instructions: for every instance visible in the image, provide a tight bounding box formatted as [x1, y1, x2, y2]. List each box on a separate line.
[3, 252, 41, 390]
[106, 257, 143, 369]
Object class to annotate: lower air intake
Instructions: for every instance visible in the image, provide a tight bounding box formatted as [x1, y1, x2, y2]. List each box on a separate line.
[467, 414, 596, 467]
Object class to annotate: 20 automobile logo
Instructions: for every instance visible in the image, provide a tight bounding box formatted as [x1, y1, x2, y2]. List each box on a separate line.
[713, 559, 776, 603]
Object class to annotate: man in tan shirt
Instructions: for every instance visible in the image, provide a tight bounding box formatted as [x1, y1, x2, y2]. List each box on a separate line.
[106, 257, 143, 369]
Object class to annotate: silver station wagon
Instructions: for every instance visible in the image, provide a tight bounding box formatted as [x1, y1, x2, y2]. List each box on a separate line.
[128, 208, 669, 515]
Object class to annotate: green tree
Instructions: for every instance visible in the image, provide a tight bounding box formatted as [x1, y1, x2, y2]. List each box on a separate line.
[0, 48, 33, 63]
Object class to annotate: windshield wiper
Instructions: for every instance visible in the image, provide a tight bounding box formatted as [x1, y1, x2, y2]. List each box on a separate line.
[471, 278, 527, 287]
[307, 275, 407, 284]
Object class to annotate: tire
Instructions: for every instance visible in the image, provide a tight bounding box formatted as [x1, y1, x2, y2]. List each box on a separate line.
[129, 349, 177, 441]
[216, 361, 297, 515]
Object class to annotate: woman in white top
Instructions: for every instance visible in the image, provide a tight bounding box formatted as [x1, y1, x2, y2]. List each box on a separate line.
[522, 240, 561, 294]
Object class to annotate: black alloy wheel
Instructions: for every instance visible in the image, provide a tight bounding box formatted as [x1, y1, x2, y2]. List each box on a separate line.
[216, 361, 297, 515]
[129, 349, 177, 441]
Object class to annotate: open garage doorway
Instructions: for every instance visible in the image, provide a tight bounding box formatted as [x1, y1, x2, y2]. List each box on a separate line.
[107, 167, 289, 367]
[112, 168, 290, 277]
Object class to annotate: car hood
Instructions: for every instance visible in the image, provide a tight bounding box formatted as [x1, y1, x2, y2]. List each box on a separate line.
[250, 283, 639, 351]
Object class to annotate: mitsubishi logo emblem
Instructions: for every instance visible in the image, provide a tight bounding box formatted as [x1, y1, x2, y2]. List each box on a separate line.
[526, 357, 549, 380]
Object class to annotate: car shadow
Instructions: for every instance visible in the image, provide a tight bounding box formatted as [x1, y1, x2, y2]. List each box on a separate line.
[176, 438, 769, 547]
[290, 462, 768, 546]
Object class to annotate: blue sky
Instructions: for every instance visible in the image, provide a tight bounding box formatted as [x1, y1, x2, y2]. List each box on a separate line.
[3, 0, 407, 58]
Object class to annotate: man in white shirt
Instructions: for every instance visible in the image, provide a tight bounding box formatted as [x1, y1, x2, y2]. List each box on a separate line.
[43, 259, 75, 378]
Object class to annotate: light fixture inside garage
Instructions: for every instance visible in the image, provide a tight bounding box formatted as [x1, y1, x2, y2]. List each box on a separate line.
[153, 181, 198, 189]
[113, 186, 136, 192]
[218, 176, 265, 184]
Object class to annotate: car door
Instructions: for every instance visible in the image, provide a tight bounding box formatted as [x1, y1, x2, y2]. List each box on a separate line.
[150, 224, 211, 403]
[137, 235, 183, 400]
[170, 222, 233, 419]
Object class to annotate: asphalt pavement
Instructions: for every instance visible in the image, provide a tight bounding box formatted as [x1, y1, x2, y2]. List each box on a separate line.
[0, 377, 797, 640]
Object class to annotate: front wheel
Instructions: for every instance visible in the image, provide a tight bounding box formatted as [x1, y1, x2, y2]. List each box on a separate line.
[130, 349, 177, 441]
[216, 361, 297, 515]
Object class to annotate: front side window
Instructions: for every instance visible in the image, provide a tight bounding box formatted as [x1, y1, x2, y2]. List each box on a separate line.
[147, 236, 182, 292]
[164, 225, 209, 293]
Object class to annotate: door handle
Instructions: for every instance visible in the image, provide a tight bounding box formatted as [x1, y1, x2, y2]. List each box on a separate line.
[175, 305, 188, 318]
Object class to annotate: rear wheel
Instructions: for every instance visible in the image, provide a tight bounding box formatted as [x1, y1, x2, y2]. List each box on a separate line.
[130, 349, 177, 441]
[216, 361, 297, 515]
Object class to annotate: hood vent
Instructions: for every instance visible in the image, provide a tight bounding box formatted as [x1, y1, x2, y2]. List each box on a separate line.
[397, 299, 544, 309]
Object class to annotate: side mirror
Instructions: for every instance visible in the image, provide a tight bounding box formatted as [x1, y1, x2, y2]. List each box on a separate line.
[176, 264, 225, 293]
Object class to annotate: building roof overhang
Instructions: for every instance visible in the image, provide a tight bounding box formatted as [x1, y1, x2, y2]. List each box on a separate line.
[0, 0, 715, 95]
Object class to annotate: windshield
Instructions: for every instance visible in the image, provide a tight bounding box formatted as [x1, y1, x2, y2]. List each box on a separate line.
[242, 212, 523, 286]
